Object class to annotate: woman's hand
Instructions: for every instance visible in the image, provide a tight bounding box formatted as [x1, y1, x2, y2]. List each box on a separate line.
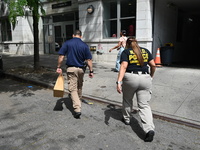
[117, 84, 122, 94]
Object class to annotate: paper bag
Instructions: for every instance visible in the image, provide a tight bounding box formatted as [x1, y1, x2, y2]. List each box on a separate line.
[53, 74, 64, 97]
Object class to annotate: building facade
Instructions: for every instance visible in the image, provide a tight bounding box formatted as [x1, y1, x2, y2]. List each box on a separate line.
[1, 0, 200, 65]
[0, 0, 153, 64]
[41, 0, 153, 63]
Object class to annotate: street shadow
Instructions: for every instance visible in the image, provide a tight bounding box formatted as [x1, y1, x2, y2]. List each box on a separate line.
[104, 104, 122, 125]
[104, 104, 145, 140]
[111, 68, 118, 72]
[53, 97, 74, 115]
[130, 117, 146, 140]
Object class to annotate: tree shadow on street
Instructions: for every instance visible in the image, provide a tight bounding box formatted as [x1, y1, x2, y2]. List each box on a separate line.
[104, 104, 145, 140]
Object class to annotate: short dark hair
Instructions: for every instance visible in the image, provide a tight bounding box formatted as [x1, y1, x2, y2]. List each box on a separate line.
[121, 30, 126, 35]
[74, 30, 82, 36]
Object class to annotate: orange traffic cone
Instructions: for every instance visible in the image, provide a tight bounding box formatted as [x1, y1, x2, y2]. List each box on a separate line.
[154, 48, 162, 67]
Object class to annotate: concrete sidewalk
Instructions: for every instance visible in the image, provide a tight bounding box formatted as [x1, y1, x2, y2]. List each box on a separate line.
[2, 54, 200, 127]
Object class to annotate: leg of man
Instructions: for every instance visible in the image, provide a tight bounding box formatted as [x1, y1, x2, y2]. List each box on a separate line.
[77, 69, 84, 99]
[67, 67, 82, 113]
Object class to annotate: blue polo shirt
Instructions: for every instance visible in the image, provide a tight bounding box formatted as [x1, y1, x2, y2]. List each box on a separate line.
[58, 37, 92, 67]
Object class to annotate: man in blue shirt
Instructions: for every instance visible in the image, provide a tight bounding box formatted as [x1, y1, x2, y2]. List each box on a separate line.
[56, 30, 94, 119]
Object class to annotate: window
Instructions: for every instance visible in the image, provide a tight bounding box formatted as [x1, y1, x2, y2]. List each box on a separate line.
[1, 19, 12, 41]
[103, 0, 136, 38]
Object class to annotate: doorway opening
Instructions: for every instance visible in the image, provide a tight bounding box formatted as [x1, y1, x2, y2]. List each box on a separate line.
[54, 23, 74, 52]
[43, 12, 78, 54]
[175, 11, 200, 67]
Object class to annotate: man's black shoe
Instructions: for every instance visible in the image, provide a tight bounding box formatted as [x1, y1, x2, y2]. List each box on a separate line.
[74, 112, 81, 119]
[144, 130, 155, 142]
[122, 118, 130, 125]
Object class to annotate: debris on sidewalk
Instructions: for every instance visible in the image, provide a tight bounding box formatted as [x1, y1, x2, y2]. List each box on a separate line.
[82, 99, 93, 105]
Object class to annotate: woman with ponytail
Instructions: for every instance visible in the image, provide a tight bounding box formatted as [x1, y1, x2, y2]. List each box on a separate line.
[116, 37, 156, 142]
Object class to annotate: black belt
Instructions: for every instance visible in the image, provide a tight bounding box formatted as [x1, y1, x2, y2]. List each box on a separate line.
[126, 71, 149, 74]
[67, 65, 84, 68]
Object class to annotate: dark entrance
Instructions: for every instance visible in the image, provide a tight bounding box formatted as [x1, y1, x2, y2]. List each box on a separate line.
[54, 23, 74, 52]
[176, 12, 200, 66]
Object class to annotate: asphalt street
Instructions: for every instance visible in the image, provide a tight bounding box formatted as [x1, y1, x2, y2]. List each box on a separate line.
[0, 78, 200, 150]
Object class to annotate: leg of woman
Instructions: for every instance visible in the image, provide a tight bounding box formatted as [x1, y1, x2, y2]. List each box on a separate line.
[115, 47, 124, 71]
[122, 73, 139, 123]
[136, 74, 155, 133]
[115, 51, 121, 72]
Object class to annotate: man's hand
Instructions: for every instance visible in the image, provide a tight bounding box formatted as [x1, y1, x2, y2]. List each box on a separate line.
[89, 73, 94, 78]
[57, 55, 64, 74]
[56, 68, 62, 74]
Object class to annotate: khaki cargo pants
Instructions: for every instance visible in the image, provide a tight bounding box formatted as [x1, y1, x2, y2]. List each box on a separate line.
[66, 67, 84, 112]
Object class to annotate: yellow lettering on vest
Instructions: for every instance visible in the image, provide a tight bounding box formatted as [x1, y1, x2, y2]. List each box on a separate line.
[128, 49, 150, 64]
[129, 55, 134, 61]
[130, 60, 139, 64]
[130, 50, 134, 54]
[141, 49, 146, 53]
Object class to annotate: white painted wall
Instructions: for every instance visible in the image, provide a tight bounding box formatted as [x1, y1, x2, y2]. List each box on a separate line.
[79, 1, 116, 63]
[79, 1, 102, 41]
[5, 16, 44, 55]
[136, 0, 153, 52]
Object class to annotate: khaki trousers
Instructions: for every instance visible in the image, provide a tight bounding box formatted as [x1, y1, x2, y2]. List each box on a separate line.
[122, 72, 155, 133]
[66, 67, 84, 112]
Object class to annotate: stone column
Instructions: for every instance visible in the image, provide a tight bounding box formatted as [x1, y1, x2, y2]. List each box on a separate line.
[136, 0, 153, 52]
